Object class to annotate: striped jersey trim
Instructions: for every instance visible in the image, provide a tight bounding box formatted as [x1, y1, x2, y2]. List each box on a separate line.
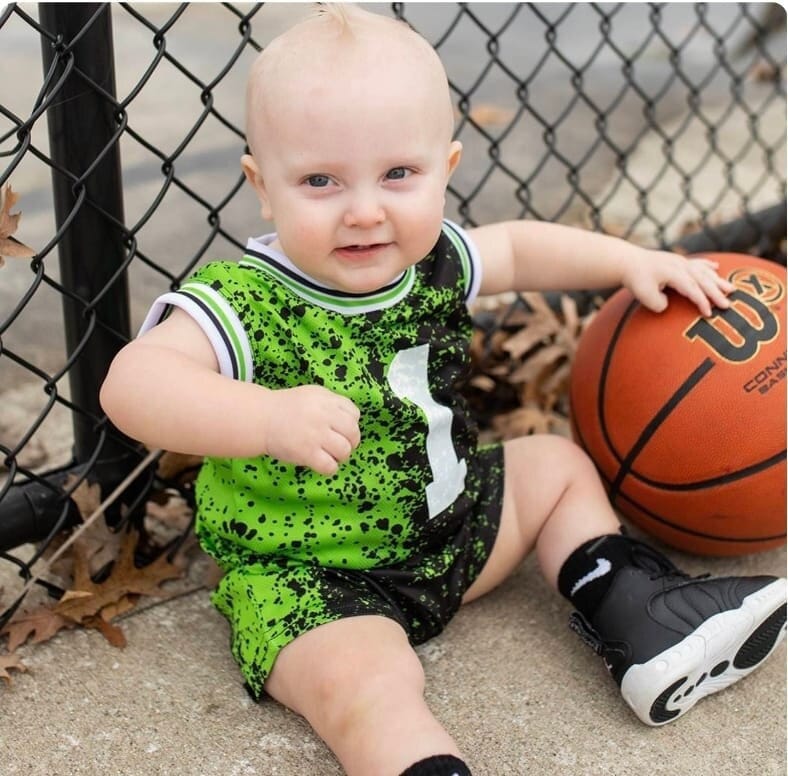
[240, 218, 482, 313]
[136, 285, 254, 382]
[442, 218, 482, 303]
[240, 251, 416, 315]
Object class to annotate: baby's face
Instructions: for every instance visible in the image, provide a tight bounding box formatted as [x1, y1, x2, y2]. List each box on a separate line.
[243, 17, 461, 294]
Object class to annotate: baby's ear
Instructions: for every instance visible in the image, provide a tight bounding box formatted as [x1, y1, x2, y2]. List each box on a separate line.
[446, 140, 463, 178]
[241, 154, 273, 220]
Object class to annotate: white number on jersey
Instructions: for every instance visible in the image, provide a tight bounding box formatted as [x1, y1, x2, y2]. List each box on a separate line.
[387, 344, 468, 519]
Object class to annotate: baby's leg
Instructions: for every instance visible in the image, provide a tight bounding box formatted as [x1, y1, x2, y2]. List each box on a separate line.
[264, 614, 463, 776]
[463, 433, 619, 602]
[463, 434, 786, 727]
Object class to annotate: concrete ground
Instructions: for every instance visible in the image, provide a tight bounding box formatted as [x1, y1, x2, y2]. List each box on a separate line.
[1, 539, 785, 776]
[0, 5, 785, 775]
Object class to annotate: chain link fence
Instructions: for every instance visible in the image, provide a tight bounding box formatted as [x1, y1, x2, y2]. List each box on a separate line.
[0, 2, 785, 625]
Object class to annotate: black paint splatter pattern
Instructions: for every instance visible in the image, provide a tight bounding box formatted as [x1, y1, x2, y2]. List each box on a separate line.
[156, 224, 505, 698]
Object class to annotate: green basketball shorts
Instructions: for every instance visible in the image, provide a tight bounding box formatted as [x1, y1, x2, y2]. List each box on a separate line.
[202, 444, 505, 700]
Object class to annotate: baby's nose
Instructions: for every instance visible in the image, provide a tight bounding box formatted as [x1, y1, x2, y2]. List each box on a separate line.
[343, 196, 385, 228]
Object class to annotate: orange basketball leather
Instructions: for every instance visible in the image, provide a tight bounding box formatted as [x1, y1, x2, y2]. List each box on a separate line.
[570, 253, 787, 556]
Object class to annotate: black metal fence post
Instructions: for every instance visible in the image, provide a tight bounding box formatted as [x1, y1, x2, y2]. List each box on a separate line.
[38, 2, 130, 462]
[0, 4, 153, 565]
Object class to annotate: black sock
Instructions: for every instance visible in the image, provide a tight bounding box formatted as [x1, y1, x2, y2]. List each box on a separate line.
[557, 532, 637, 619]
[399, 754, 472, 776]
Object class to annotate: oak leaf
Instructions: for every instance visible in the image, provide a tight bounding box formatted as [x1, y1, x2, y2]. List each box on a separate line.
[146, 492, 192, 524]
[0, 652, 27, 684]
[156, 450, 203, 482]
[65, 475, 102, 519]
[0, 185, 35, 266]
[83, 614, 127, 648]
[493, 405, 553, 437]
[1, 605, 76, 652]
[55, 528, 185, 625]
[42, 476, 122, 581]
[468, 291, 595, 442]
[468, 103, 516, 127]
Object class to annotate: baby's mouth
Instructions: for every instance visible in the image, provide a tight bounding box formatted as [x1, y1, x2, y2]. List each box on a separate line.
[341, 243, 385, 251]
[335, 243, 390, 258]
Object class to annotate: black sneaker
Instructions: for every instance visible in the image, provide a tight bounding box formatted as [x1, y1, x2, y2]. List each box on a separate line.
[568, 541, 787, 726]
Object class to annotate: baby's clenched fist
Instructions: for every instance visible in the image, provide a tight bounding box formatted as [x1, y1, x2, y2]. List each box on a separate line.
[260, 384, 361, 475]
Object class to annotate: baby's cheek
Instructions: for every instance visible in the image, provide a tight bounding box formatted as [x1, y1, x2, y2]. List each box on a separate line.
[278, 219, 331, 265]
[407, 202, 445, 255]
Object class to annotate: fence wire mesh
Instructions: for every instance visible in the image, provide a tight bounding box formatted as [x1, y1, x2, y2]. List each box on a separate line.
[0, 2, 785, 625]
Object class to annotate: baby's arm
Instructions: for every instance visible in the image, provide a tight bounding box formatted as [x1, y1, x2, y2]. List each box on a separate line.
[468, 220, 734, 316]
[100, 308, 360, 475]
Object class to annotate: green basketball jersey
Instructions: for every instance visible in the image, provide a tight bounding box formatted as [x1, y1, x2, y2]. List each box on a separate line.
[140, 220, 490, 571]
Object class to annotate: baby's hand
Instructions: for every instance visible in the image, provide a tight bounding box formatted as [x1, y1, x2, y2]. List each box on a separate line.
[623, 250, 735, 317]
[262, 385, 361, 475]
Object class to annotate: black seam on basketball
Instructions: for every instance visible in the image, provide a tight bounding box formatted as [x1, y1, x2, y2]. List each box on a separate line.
[567, 429, 786, 543]
[608, 357, 716, 502]
[621, 449, 786, 490]
[613, 488, 787, 543]
[598, 298, 639, 472]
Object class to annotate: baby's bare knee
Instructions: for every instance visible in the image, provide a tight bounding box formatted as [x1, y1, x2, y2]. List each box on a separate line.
[557, 435, 599, 479]
[510, 433, 597, 484]
[316, 650, 424, 718]
[312, 646, 426, 737]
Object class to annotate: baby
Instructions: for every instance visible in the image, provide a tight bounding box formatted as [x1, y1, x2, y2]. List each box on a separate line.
[100, 6, 786, 776]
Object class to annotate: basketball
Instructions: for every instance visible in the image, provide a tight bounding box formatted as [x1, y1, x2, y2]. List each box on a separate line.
[569, 252, 787, 556]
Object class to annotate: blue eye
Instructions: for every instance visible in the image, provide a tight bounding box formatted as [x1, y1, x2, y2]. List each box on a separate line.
[306, 175, 331, 188]
[386, 167, 409, 180]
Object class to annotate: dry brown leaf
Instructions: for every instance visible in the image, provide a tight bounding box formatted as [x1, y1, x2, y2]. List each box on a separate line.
[1, 605, 76, 652]
[84, 614, 127, 648]
[538, 360, 572, 407]
[99, 593, 139, 623]
[750, 60, 781, 83]
[508, 343, 567, 384]
[560, 294, 580, 337]
[592, 219, 629, 240]
[143, 491, 195, 551]
[58, 589, 93, 604]
[469, 374, 497, 392]
[521, 292, 561, 321]
[64, 475, 102, 519]
[0, 652, 28, 684]
[0, 185, 35, 265]
[501, 317, 558, 359]
[146, 493, 192, 530]
[42, 477, 123, 581]
[486, 329, 512, 358]
[44, 518, 124, 583]
[156, 451, 203, 481]
[468, 103, 516, 127]
[467, 290, 598, 444]
[200, 556, 224, 590]
[493, 406, 553, 437]
[55, 529, 184, 625]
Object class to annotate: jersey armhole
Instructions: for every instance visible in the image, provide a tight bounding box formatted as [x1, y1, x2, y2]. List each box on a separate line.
[137, 284, 254, 383]
[442, 219, 483, 304]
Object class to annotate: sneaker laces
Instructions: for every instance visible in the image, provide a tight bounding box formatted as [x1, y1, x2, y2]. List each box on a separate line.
[626, 538, 709, 583]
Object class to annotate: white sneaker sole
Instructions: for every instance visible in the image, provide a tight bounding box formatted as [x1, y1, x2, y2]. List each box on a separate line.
[620, 578, 787, 726]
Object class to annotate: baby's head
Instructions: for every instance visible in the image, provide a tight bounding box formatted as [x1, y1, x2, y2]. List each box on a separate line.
[241, 4, 463, 294]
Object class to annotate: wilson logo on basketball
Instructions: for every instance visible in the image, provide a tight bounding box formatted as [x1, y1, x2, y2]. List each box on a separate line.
[684, 266, 784, 364]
